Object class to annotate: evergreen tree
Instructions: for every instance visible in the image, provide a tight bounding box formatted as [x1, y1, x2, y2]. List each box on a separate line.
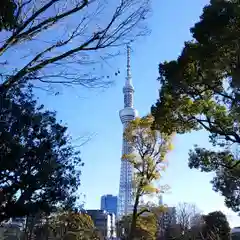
[0, 0, 17, 31]
[0, 85, 82, 222]
[152, 0, 240, 213]
[203, 211, 231, 240]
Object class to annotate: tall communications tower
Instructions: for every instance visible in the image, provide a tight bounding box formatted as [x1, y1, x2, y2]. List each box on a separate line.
[117, 46, 138, 218]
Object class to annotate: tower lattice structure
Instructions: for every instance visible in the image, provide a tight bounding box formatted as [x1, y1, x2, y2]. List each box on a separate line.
[117, 46, 138, 218]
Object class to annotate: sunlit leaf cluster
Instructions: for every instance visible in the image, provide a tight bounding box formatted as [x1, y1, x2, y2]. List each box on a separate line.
[123, 115, 173, 239]
[117, 213, 157, 240]
[123, 115, 174, 197]
[34, 211, 102, 240]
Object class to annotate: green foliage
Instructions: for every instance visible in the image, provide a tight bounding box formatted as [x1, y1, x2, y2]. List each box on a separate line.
[123, 115, 173, 197]
[117, 213, 157, 240]
[33, 211, 102, 240]
[164, 224, 182, 240]
[189, 148, 240, 212]
[202, 211, 231, 240]
[135, 215, 157, 240]
[151, 0, 240, 213]
[123, 115, 173, 239]
[0, 85, 83, 222]
[163, 211, 230, 240]
[0, 0, 17, 31]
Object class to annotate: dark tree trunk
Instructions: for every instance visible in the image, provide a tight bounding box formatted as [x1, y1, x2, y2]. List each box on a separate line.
[128, 191, 140, 240]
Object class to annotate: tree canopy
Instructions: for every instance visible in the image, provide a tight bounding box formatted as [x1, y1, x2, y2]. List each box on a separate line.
[151, 0, 240, 213]
[48, 211, 102, 240]
[32, 211, 102, 240]
[123, 115, 173, 239]
[203, 211, 231, 240]
[0, 0, 17, 31]
[0, 85, 82, 222]
[117, 213, 157, 240]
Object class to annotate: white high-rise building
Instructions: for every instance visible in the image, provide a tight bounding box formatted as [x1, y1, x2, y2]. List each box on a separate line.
[117, 46, 138, 218]
[159, 195, 163, 206]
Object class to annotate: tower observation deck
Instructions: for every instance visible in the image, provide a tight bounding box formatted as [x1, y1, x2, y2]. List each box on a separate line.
[117, 46, 138, 218]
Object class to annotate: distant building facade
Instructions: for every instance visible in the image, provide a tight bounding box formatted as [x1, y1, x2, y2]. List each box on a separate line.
[87, 210, 116, 239]
[161, 207, 177, 229]
[232, 227, 240, 240]
[156, 196, 177, 229]
[155, 206, 177, 238]
[101, 195, 118, 216]
[158, 195, 163, 206]
[190, 213, 204, 228]
[136, 203, 177, 238]
[0, 217, 25, 240]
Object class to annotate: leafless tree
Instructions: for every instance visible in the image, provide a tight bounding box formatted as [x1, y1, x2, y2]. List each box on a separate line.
[0, 0, 150, 92]
[176, 202, 199, 234]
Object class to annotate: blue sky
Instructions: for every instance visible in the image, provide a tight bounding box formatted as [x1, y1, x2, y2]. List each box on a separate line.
[38, 0, 240, 227]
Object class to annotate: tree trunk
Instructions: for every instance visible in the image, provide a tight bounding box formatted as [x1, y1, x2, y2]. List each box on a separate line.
[128, 191, 140, 240]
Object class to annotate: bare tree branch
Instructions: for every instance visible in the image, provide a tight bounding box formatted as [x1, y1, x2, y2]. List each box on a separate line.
[176, 202, 199, 233]
[0, 0, 150, 91]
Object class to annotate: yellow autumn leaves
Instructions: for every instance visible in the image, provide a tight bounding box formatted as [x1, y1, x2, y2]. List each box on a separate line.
[122, 114, 174, 198]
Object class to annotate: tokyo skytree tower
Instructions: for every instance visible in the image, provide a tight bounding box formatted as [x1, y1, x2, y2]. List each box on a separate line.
[117, 46, 138, 218]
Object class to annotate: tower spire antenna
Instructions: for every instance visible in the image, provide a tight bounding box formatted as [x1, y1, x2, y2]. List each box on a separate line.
[127, 45, 131, 79]
[126, 45, 133, 86]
